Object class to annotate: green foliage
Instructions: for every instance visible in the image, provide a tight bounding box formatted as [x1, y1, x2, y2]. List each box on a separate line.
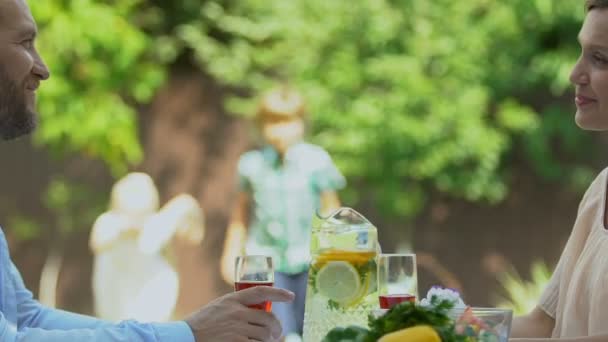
[44, 179, 108, 236]
[30, 0, 165, 175]
[366, 298, 464, 342]
[29, 0, 596, 223]
[322, 298, 466, 342]
[7, 216, 41, 242]
[8, 179, 108, 242]
[494, 261, 553, 315]
[322, 325, 370, 342]
[169, 0, 593, 218]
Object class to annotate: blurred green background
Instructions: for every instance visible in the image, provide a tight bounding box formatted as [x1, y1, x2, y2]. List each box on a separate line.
[0, 0, 602, 318]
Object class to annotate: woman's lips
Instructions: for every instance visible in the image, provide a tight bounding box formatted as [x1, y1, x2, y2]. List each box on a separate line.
[575, 94, 597, 107]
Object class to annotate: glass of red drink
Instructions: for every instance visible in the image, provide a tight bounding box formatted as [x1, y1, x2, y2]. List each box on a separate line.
[234, 255, 274, 312]
[378, 253, 418, 309]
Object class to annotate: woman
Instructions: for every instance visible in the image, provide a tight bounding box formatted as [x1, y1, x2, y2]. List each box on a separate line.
[510, 1, 608, 341]
[220, 87, 345, 341]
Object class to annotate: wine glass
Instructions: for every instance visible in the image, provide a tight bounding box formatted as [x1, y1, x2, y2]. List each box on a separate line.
[234, 255, 274, 312]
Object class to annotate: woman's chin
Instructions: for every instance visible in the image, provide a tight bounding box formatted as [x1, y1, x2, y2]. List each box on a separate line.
[575, 110, 608, 131]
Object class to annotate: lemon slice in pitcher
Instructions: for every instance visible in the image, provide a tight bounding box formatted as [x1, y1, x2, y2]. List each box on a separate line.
[315, 261, 362, 304]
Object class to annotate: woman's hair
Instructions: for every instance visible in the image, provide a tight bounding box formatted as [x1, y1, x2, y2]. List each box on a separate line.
[256, 86, 306, 123]
[587, 0, 608, 11]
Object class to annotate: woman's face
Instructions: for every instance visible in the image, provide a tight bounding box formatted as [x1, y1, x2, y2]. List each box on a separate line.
[570, 8, 608, 131]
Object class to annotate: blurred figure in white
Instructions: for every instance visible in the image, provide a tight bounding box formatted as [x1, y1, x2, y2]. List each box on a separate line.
[89, 173, 204, 322]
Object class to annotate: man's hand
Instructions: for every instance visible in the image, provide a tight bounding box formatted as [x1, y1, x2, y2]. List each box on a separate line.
[185, 286, 295, 342]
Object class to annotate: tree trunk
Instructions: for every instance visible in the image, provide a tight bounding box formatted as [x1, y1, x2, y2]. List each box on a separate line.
[139, 66, 251, 317]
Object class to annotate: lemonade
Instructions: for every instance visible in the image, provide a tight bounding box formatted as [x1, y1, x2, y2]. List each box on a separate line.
[303, 208, 379, 342]
[304, 249, 378, 341]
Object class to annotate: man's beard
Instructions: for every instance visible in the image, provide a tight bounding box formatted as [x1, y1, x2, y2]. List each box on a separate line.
[0, 67, 36, 141]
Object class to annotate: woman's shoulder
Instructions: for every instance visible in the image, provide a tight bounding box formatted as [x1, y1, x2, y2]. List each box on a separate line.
[585, 167, 608, 194]
[576, 167, 608, 213]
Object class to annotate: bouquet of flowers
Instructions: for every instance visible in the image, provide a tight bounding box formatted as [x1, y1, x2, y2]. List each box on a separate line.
[322, 287, 510, 342]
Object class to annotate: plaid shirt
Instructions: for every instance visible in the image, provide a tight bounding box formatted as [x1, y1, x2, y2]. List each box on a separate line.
[238, 142, 346, 274]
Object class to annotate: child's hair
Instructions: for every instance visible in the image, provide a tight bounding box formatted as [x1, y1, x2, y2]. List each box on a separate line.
[256, 86, 306, 123]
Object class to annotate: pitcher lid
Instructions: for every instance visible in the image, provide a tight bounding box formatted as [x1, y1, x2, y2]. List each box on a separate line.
[314, 207, 374, 230]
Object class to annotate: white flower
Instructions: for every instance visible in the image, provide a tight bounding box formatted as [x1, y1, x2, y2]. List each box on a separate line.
[419, 286, 466, 310]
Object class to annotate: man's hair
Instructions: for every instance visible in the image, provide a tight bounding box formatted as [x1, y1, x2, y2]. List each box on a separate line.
[587, 0, 608, 11]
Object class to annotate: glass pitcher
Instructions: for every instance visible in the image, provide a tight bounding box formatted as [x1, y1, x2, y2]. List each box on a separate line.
[302, 208, 379, 342]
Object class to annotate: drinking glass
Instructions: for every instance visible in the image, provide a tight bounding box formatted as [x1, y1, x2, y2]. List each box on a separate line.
[449, 307, 513, 342]
[234, 255, 274, 312]
[377, 253, 418, 309]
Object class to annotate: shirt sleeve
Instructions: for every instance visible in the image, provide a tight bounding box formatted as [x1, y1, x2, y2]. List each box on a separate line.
[0, 313, 194, 342]
[6, 262, 195, 342]
[537, 169, 603, 319]
[538, 259, 561, 319]
[311, 148, 346, 192]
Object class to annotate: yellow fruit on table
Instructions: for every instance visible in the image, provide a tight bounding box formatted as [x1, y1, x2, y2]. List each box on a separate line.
[377, 325, 441, 342]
